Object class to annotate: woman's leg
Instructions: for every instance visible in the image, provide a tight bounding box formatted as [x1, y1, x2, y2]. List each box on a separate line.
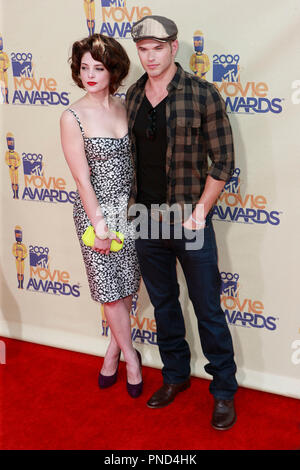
[101, 295, 133, 376]
[123, 294, 133, 315]
[102, 296, 141, 384]
[100, 328, 120, 376]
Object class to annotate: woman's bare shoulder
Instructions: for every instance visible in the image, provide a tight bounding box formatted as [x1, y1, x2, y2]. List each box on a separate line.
[60, 97, 86, 122]
[63, 97, 86, 113]
[111, 94, 126, 110]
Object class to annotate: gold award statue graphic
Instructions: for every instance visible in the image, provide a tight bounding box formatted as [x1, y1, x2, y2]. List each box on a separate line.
[5, 132, 21, 199]
[0, 34, 10, 104]
[189, 30, 210, 80]
[12, 226, 28, 289]
[83, 0, 96, 36]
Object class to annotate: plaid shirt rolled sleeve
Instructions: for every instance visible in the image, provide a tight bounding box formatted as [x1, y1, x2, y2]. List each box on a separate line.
[203, 84, 235, 182]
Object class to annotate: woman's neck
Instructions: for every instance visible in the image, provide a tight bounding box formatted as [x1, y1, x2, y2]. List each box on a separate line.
[84, 90, 111, 109]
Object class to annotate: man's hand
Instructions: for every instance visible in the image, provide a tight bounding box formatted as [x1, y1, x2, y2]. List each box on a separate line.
[182, 203, 205, 230]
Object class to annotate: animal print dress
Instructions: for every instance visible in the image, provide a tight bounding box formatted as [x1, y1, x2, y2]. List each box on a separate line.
[68, 108, 140, 303]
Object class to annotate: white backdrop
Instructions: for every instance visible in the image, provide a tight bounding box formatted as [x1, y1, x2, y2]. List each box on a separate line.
[1, 0, 300, 399]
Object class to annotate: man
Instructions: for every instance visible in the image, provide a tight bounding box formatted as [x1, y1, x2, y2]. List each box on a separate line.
[126, 15, 238, 430]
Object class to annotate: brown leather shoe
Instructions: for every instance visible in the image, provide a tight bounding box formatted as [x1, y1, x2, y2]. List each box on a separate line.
[147, 379, 191, 408]
[211, 399, 237, 430]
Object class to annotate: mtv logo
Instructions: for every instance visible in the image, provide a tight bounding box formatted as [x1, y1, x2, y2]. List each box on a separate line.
[101, 0, 125, 6]
[22, 154, 43, 176]
[12, 58, 33, 78]
[29, 246, 49, 268]
[220, 272, 239, 297]
[224, 168, 241, 194]
[213, 64, 239, 82]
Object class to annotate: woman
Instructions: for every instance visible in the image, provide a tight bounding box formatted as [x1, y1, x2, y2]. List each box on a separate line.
[60, 34, 142, 398]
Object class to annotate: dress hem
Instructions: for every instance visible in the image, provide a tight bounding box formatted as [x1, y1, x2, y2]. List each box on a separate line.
[90, 288, 140, 304]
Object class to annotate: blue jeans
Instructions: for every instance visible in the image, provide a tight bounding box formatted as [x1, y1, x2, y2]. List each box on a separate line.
[135, 216, 238, 400]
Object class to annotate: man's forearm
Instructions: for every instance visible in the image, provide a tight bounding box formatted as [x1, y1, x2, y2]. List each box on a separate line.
[193, 175, 225, 221]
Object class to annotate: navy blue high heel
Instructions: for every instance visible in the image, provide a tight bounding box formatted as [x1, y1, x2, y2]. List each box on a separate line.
[126, 349, 143, 398]
[98, 351, 121, 389]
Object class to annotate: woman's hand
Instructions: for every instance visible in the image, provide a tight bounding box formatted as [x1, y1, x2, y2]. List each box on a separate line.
[93, 231, 121, 255]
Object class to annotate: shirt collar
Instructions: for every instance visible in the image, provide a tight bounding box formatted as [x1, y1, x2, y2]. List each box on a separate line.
[167, 62, 185, 91]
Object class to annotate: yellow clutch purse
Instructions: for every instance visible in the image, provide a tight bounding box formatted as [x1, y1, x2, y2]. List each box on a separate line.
[81, 226, 124, 252]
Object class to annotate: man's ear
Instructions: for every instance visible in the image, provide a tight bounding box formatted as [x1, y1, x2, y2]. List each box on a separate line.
[171, 39, 179, 58]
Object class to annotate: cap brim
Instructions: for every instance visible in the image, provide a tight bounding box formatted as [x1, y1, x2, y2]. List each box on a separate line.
[133, 36, 168, 43]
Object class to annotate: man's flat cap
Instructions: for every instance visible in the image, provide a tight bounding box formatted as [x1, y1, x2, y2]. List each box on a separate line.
[131, 15, 178, 43]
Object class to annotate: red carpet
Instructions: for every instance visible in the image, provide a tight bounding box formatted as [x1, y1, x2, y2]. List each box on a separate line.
[0, 336, 299, 450]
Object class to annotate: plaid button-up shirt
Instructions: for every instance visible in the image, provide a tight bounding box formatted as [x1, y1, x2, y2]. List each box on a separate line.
[126, 63, 234, 212]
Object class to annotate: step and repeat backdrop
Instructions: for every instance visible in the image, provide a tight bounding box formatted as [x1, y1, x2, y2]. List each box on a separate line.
[1, 0, 299, 398]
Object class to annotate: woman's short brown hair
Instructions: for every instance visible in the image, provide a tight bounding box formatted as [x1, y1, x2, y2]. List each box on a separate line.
[69, 34, 130, 94]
